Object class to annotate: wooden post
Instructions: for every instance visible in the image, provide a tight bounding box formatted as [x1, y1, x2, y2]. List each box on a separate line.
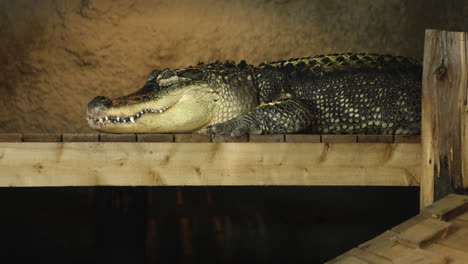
[421, 29, 468, 208]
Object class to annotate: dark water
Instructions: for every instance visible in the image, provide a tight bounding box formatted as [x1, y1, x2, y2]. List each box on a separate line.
[0, 186, 418, 264]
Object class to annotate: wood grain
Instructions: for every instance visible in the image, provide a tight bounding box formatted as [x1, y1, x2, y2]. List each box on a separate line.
[392, 249, 446, 264]
[457, 211, 468, 222]
[391, 214, 430, 233]
[0, 133, 419, 143]
[421, 193, 468, 221]
[463, 31, 468, 192]
[332, 256, 368, 264]
[357, 135, 393, 143]
[329, 194, 468, 264]
[100, 134, 136, 142]
[464, 109, 468, 191]
[248, 134, 284, 142]
[326, 248, 391, 264]
[437, 228, 468, 253]
[23, 133, 61, 142]
[62, 133, 99, 142]
[174, 134, 211, 142]
[211, 135, 248, 143]
[397, 218, 453, 248]
[0, 133, 22, 142]
[358, 230, 412, 260]
[0, 142, 420, 187]
[394, 135, 421, 144]
[321, 135, 357, 143]
[137, 134, 174, 142]
[427, 244, 468, 264]
[421, 30, 468, 208]
[285, 134, 321, 143]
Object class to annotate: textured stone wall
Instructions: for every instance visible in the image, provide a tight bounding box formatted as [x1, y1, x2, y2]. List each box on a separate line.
[1, 0, 467, 133]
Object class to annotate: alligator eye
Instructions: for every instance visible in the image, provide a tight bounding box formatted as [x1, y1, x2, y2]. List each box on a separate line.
[158, 69, 176, 80]
[177, 69, 203, 80]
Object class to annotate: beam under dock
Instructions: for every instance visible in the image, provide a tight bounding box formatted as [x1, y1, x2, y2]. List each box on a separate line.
[0, 142, 420, 187]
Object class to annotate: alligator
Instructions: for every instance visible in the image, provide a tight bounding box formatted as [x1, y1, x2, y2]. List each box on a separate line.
[86, 53, 422, 136]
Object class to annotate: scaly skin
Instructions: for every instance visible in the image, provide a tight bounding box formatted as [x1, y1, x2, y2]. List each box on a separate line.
[86, 53, 422, 136]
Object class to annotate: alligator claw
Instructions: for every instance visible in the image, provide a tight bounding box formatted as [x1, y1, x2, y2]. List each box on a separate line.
[206, 116, 262, 136]
[205, 122, 235, 135]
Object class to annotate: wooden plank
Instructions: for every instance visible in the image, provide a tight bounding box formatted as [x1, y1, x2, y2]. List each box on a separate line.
[284, 134, 321, 143]
[334, 256, 369, 264]
[0, 133, 22, 142]
[421, 30, 468, 209]
[179, 217, 193, 257]
[174, 134, 211, 142]
[392, 214, 430, 233]
[23, 133, 61, 142]
[0, 142, 420, 187]
[453, 219, 468, 229]
[392, 248, 447, 264]
[465, 113, 468, 190]
[248, 134, 284, 142]
[62, 133, 99, 142]
[321, 135, 357, 143]
[358, 230, 412, 260]
[456, 211, 468, 222]
[357, 135, 393, 143]
[437, 228, 468, 253]
[397, 218, 453, 248]
[428, 244, 468, 263]
[137, 134, 174, 142]
[211, 135, 248, 143]
[421, 194, 468, 220]
[394, 135, 421, 144]
[100, 134, 136, 142]
[463, 31, 468, 192]
[326, 248, 391, 264]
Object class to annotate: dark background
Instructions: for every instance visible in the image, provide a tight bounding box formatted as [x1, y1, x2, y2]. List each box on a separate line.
[0, 186, 419, 263]
[1, 0, 466, 263]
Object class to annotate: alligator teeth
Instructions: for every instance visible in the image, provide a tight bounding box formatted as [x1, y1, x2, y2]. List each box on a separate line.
[90, 106, 175, 127]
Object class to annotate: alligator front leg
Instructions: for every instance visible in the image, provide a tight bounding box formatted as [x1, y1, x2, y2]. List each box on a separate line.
[206, 97, 313, 136]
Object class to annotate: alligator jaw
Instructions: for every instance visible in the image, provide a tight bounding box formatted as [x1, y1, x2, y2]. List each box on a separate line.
[86, 82, 219, 133]
[87, 106, 172, 128]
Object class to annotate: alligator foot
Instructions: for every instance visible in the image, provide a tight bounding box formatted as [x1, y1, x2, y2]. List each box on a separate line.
[206, 96, 314, 136]
[206, 115, 262, 136]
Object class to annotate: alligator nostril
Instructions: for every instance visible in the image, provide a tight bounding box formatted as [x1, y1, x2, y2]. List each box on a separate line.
[88, 96, 112, 109]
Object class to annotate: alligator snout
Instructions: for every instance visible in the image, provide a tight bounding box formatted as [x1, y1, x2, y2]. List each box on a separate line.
[87, 96, 112, 109]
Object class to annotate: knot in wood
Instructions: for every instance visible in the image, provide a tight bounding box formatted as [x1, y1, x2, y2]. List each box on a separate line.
[435, 65, 447, 80]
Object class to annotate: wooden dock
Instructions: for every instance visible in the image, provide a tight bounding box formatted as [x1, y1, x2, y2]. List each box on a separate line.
[0, 134, 420, 187]
[326, 194, 468, 263]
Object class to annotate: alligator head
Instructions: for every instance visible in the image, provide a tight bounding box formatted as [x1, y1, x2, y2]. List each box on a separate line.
[86, 63, 257, 133]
